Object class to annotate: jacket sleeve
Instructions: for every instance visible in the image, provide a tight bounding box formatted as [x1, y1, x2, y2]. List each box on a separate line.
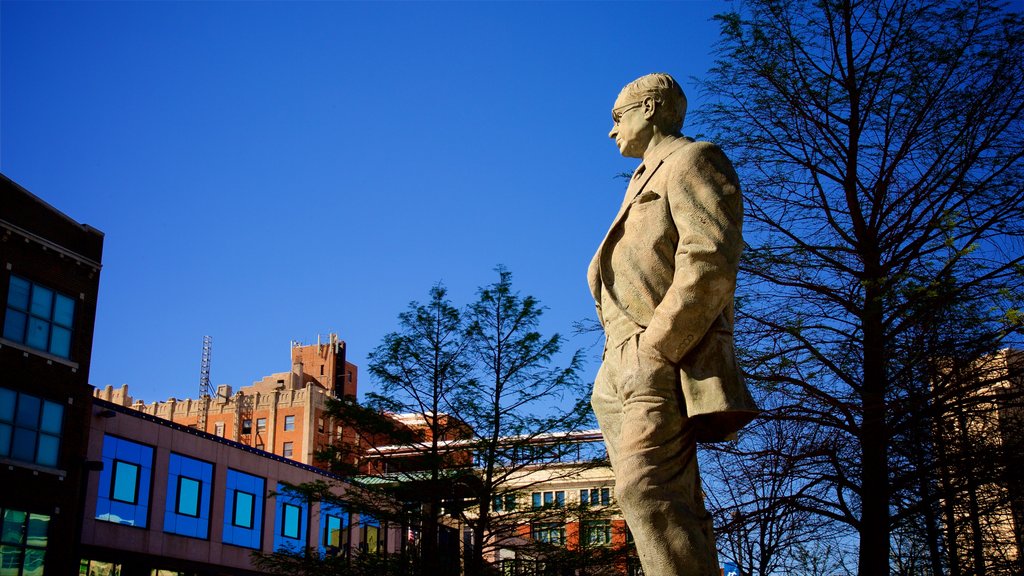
[638, 142, 743, 364]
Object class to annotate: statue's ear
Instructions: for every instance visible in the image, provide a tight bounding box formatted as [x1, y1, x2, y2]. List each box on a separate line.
[642, 96, 657, 120]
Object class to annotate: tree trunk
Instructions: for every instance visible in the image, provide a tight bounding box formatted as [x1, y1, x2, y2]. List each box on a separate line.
[859, 284, 891, 575]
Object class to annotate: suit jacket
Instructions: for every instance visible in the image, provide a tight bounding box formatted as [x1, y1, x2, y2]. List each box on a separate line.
[588, 135, 758, 442]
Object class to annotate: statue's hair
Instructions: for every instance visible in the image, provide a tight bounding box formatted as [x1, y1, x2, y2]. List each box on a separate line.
[621, 73, 687, 134]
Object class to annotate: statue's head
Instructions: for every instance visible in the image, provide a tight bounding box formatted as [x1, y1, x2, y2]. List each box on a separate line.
[609, 73, 687, 158]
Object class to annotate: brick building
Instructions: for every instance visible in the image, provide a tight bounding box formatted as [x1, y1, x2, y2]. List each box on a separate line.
[94, 334, 359, 469]
[1, 173, 105, 575]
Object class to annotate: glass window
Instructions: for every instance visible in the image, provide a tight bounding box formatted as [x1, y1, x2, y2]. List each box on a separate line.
[223, 469, 264, 549]
[0, 387, 63, 468]
[256, 418, 266, 431]
[282, 504, 301, 539]
[283, 415, 295, 431]
[282, 442, 293, 458]
[1, 508, 49, 576]
[531, 522, 565, 545]
[3, 276, 75, 358]
[111, 461, 140, 504]
[532, 493, 541, 509]
[214, 422, 224, 437]
[241, 420, 252, 434]
[324, 514, 343, 548]
[583, 520, 612, 545]
[176, 477, 201, 517]
[601, 487, 611, 505]
[233, 491, 255, 529]
[95, 436, 153, 528]
[164, 453, 213, 539]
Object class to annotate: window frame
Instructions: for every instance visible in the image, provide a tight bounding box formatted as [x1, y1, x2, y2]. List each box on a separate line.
[283, 415, 295, 431]
[232, 490, 256, 529]
[175, 475, 202, 518]
[282, 442, 293, 458]
[110, 459, 141, 504]
[324, 514, 343, 548]
[281, 503, 302, 539]
[0, 387, 64, 468]
[3, 275, 75, 359]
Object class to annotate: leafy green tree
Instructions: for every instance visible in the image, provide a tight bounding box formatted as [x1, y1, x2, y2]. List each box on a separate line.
[362, 284, 472, 574]
[700, 0, 1024, 573]
[457, 267, 595, 576]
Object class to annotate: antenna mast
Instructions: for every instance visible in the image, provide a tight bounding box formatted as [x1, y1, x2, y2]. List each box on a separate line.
[198, 335, 212, 432]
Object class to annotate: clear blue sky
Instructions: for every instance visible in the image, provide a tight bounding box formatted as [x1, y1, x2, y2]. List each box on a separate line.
[2, 1, 727, 403]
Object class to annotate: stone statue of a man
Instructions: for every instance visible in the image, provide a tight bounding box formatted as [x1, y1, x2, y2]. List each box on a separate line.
[588, 73, 759, 576]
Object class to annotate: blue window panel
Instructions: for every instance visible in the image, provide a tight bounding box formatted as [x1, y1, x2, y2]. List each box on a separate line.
[25, 317, 49, 350]
[95, 436, 153, 528]
[0, 389, 15, 422]
[234, 492, 255, 528]
[49, 327, 71, 358]
[0, 425, 10, 458]
[35, 434, 59, 467]
[164, 453, 213, 539]
[11, 428, 36, 462]
[2, 310, 26, 342]
[282, 505, 301, 539]
[52, 294, 74, 327]
[39, 402, 62, 435]
[273, 483, 308, 552]
[112, 461, 140, 503]
[29, 286, 52, 319]
[222, 469, 264, 549]
[318, 502, 347, 556]
[177, 477, 201, 516]
[4, 277, 75, 358]
[15, 395, 39, 428]
[7, 277, 29, 309]
[532, 493, 541, 508]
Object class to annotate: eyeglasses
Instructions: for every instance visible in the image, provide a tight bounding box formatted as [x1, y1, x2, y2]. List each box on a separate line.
[611, 101, 643, 124]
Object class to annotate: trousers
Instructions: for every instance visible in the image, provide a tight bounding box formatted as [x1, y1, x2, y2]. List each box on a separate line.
[592, 333, 719, 576]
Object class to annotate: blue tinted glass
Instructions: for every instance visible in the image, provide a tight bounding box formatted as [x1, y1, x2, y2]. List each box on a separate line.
[601, 488, 610, 505]
[15, 395, 40, 427]
[112, 461, 139, 503]
[12, 428, 37, 462]
[26, 317, 49, 350]
[1, 509, 26, 544]
[23, 547, 44, 576]
[29, 286, 52, 319]
[543, 492, 553, 506]
[0, 545, 24, 572]
[326, 515, 342, 547]
[234, 492, 254, 528]
[52, 294, 74, 327]
[40, 402, 62, 435]
[556, 492, 565, 507]
[36, 434, 59, 467]
[7, 277, 30, 310]
[49, 327, 71, 358]
[283, 504, 300, 538]
[178, 477, 201, 516]
[0, 424, 10, 456]
[2, 310, 27, 342]
[25, 514, 48, 547]
[0, 389, 15, 422]
[532, 493, 541, 508]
